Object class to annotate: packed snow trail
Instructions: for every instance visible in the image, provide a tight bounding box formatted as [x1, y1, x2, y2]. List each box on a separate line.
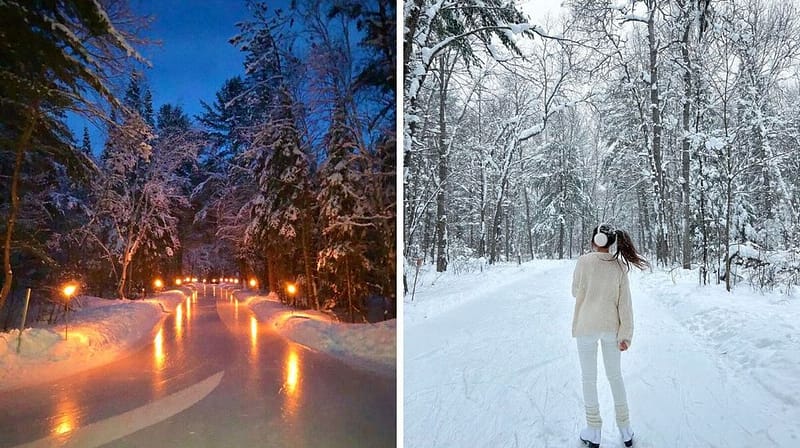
[0, 287, 395, 448]
[404, 260, 800, 447]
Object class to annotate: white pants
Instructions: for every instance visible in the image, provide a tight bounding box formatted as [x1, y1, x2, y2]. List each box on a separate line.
[576, 333, 630, 428]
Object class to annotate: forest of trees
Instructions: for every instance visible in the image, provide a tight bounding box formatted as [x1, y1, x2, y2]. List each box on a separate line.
[0, 0, 395, 325]
[404, 0, 800, 291]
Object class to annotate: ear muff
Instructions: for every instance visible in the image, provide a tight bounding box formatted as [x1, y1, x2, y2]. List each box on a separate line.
[593, 232, 608, 247]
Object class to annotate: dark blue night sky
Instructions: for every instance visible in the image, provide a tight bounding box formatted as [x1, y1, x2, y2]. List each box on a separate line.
[71, 0, 290, 153]
[133, 0, 250, 118]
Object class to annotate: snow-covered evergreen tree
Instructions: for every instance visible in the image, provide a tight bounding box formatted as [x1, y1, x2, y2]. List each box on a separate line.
[81, 127, 92, 156]
[245, 86, 315, 298]
[124, 72, 145, 117]
[230, 2, 284, 124]
[404, 0, 800, 293]
[0, 0, 146, 309]
[198, 76, 249, 159]
[142, 87, 155, 128]
[317, 101, 369, 320]
[95, 92, 199, 298]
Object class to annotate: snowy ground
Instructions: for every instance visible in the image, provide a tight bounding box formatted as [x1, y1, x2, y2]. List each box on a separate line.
[231, 289, 396, 376]
[404, 259, 800, 448]
[0, 289, 189, 392]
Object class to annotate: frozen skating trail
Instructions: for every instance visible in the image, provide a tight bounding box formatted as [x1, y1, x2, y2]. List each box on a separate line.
[404, 260, 800, 447]
[0, 288, 395, 448]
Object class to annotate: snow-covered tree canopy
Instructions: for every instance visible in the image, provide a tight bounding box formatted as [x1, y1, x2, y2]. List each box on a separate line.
[0, 0, 148, 308]
[191, 0, 396, 318]
[405, 0, 800, 292]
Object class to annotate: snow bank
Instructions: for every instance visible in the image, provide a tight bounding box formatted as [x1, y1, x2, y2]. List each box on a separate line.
[145, 288, 192, 312]
[638, 268, 800, 412]
[0, 289, 189, 391]
[235, 291, 395, 376]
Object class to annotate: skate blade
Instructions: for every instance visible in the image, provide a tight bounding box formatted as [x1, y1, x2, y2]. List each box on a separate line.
[580, 438, 600, 448]
[623, 432, 634, 447]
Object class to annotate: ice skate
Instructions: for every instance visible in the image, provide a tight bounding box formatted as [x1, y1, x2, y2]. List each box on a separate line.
[618, 425, 634, 447]
[579, 426, 601, 448]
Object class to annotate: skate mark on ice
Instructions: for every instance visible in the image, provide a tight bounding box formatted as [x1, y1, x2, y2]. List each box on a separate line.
[13, 371, 225, 448]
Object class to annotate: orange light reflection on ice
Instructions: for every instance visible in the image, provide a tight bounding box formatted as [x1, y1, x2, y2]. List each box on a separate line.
[286, 350, 299, 394]
[247, 315, 259, 368]
[250, 315, 258, 349]
[151, 327, 166, 396]
[55, 421, 72, 435]
[51, 394, 79, 439]
[282, 346, 301, 420]
[176, 304, 183, 335]
[154, 328, 165, 369]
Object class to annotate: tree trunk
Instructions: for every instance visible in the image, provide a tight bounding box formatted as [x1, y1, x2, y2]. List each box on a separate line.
[267, 254, 277, 293]
[0, 106, 37, 311]
[117, 233, 144, 300]
[504, 204, 511, 262]
[569, 224, 574, 258]
[346, 258, 354, 323]
[581, 219, 587, 255]
[435, 56, 449, 272]
[478, 91, 488, 259]
[558, 165, 566, 259]
[402, 0, 425, 77]
[479, 156, 488, 258]
[118, 253, 131, 300]
[488, 127, 522, 265]
[647, 1, 668, 265]
[695, 60, 709, 284]
[725, 174, 733, 292]
[403, 0, 434, 208]
[422, 211, 433, 262]
[699, 154, 709, 285]
[402, 0, 420, 266]
[300, 209, 318, 309]
[681, 22, 693, 269]
[524, 186, 533, 259]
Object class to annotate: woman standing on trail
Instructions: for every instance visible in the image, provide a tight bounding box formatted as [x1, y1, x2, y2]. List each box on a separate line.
[571, 224, 648, 448]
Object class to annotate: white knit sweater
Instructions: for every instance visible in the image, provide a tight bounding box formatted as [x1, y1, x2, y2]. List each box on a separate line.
[571, 252, 634, 344]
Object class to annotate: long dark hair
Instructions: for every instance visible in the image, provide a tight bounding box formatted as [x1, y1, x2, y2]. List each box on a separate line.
[592, 225, 649, 271]
[614, 230, 649, 270]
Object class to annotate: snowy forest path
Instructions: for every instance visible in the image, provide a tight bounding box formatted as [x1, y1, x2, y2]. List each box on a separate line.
[405, 261, 797, 447]
[0, 288, 395, 447]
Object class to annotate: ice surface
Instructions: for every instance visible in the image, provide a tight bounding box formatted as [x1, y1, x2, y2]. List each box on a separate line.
[14, 371, 224, 448]
[405, 260, 800, 447]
